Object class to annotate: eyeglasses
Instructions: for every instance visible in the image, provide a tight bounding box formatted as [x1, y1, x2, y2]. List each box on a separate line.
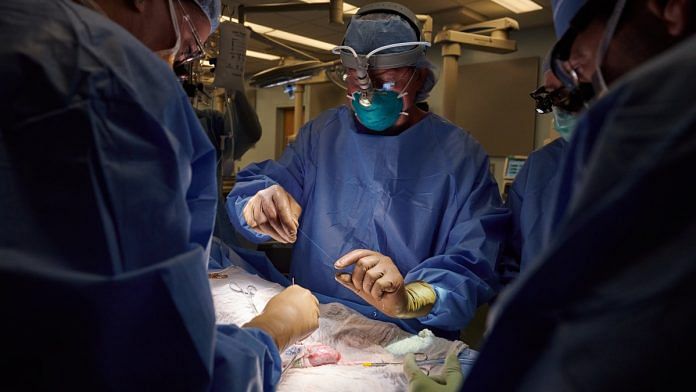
[174, 0, 209, 67]
[529, 85, 553, 114]
[529, 83, 587, 115]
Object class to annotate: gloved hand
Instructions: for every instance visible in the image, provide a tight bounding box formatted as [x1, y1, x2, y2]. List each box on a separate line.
[334, 249, 436, 318]
[403, 350, 464, 392]
[243, 285, 319, 352]
[243, 184, 302, 243]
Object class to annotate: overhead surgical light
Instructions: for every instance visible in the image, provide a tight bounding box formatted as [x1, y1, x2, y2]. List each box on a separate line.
[263, 75, 313, 88]
[220, 16, 336, 51]
[249, 60, 339, 88]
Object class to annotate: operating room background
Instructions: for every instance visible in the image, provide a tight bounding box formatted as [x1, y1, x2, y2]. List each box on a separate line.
[226, 23, 559, 349]
[238, 24, 558, 195]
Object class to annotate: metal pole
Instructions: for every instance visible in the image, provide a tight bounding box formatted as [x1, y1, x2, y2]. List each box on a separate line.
[329, 0, 344, 25]
[238, 4, 245, 24]
[441, 43, 461, 122]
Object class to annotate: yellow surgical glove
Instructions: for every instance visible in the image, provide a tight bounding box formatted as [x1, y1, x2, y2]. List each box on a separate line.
[403, 350, 464, 392]
[402, 281, 437, 318]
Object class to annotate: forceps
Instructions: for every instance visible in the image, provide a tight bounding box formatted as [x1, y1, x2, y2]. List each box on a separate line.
[229, 282, 259, 314]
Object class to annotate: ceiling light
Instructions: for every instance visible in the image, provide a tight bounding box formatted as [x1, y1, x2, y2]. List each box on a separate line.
[300, 0, 359, 14]
[491, 0, 542, 14]
[220, 16, 336, 51]
[265, 30, 335, 51]
[246, 50, 281, 61]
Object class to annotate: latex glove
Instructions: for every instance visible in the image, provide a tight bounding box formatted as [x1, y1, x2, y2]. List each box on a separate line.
[334, 249, 436, 318]
[403, 350, 464, 392]
[243, 184, 302, 243]
[243, 285, 319, 352]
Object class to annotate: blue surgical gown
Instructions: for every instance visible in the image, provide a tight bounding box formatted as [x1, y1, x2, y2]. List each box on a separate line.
[462, 34, 696, 392]
[228, 106, 509, 337]
[0, 1, 279, 390]
[497, 138, 567, 285]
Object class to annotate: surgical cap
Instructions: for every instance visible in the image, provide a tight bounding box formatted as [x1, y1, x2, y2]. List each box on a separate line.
[551, 0, 588, 38]
[190, 0, 221, 32]
[344, 14, 418, 54]
[343, 12, 437, 102]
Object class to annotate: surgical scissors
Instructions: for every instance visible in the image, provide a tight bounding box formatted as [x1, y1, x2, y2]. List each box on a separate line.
[229, 282, 259, 314]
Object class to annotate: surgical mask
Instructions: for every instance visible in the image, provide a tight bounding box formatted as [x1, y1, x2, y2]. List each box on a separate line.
[552, 107, 578, 142]
[155, 0, 182, 67]
[350, 90, 405, 131]
[348, 71, 415, 132]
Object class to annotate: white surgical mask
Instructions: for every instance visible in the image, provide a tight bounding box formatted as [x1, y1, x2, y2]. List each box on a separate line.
[155, 0, 181, 67]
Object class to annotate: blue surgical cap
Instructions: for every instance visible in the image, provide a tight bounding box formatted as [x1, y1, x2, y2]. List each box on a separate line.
[552, 0, 588, 39]
[190, 0, 222, 32]
[344, 14, 418, 54]
[343, 13, 436, 102]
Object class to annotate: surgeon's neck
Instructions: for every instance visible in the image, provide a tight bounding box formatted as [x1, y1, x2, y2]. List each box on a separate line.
[401, 106, 428, 128]
[390, 105, 428, 132]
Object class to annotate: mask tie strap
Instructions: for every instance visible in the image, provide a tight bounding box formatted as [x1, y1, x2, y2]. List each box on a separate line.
[593, 0, 627, 96]
[397, 70, 417, 99]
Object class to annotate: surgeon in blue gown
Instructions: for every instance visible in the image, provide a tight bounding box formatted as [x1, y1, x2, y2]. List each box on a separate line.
[227, 3, 509, 339]
[462, 0, 696, 390]
[0, 0, 318, 390]
[497, 69, 579, 285]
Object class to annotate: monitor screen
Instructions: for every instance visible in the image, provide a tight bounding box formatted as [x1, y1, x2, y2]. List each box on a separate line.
[504, 156, 527, 180]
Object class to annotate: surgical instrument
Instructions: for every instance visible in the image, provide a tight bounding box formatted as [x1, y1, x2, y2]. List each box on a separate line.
[229, 282, 259, 314]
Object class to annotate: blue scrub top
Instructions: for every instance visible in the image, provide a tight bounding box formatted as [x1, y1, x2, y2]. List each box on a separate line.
[0, 1, 280, 390]
[498, 138, 568, 285]
[228, 106, 509, 336]
[462, 34, 696, 392]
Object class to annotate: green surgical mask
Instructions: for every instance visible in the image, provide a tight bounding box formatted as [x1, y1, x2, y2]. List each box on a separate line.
[553, 107, 578, 142]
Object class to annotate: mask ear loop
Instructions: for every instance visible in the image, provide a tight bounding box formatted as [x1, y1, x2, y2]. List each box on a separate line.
[593, 0, 627, 97]
[396, 69, 417, 99]
[397, 69, 418, 116]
